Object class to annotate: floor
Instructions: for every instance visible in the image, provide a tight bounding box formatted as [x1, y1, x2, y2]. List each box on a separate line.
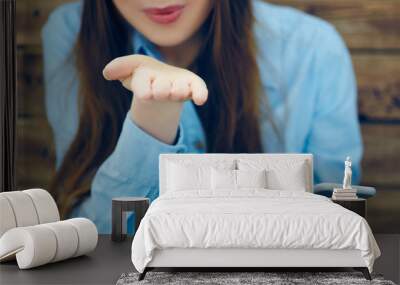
[0, 235, 399, 284]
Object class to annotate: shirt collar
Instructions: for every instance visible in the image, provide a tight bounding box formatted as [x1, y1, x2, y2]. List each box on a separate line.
[132, 30, 163, 60]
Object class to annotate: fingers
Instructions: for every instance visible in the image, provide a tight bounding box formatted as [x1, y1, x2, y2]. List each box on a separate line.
[103, 54, 153, 81]
[120, 76, 132, 90]
[152, 77, 171, 100]
[105, 55, 209, 105]
[190, 77, 208, 105]
[131, 67, 154, 100]
[130, 69, 196, 103]
[171, 77, 190, 101]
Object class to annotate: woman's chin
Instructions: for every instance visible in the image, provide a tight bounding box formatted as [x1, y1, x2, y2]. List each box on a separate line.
[145, 33, 191, 48]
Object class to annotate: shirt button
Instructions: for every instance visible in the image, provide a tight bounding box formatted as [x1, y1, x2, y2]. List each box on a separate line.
[194, 140, 205, 151]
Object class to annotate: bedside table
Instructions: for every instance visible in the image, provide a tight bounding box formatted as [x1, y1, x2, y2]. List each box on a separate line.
[331, 198, 366, 218]
[112, 197, 150, 242]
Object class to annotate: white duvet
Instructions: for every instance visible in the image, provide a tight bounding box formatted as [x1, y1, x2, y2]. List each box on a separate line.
[131, 190, 380, 273]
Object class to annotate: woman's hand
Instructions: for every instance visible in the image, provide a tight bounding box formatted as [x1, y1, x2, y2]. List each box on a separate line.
[103, 55, 208, 144]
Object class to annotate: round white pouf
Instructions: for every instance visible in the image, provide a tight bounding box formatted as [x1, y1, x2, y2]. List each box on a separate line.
[0, 226, 57, 269]
[67, 218, 98, 257]
[0, 191, 39, 227]
[0, 218, 98, 269]
[23, 189, 60, 224]
[0, 196, 17, 237]
[42, 221, 79, 262]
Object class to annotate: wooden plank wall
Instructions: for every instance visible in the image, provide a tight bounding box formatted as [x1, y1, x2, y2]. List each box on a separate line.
[15, 1, 400, 231]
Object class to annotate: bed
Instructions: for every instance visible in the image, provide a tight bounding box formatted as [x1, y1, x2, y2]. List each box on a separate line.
[131, 154, 380, 280]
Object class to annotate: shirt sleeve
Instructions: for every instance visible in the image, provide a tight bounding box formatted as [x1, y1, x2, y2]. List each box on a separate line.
[305, 25, 363, 185]
[42, 4, 188, 233]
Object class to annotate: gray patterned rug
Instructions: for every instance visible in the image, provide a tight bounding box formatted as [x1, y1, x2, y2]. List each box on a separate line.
[117, 271, 396, 285]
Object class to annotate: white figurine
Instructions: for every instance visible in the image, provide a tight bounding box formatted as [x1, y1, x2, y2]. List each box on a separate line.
[342, 156, 352, 190]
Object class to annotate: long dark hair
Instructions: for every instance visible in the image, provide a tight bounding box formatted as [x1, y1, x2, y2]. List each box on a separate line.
[50, 0, 263, 217]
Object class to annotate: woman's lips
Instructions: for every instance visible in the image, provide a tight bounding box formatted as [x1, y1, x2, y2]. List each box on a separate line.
[143, 5, 184, 24]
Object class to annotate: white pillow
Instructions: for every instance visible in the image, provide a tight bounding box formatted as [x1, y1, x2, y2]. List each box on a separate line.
[211, 169, 268, 190]
[237, 159, 309, 191]
[211, 168, 236, 189]
[236, 169, 267, 188]
[266, 168, 307, 191]
[167, 160, 235, 191]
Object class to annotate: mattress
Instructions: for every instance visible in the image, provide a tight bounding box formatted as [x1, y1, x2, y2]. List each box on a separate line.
[131, 190, 380, 273]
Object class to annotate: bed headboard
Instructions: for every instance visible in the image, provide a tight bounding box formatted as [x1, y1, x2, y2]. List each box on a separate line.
[159, 153, 313, 195]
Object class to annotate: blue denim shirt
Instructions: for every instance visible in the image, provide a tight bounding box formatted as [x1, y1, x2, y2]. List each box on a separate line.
[42, 0, 362, 233]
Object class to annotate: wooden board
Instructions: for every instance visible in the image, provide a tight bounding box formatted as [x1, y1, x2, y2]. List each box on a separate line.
[353, 54, 400, 121]
[16, 0, 400, 50]
[17, 46, 45, 118]
[16, 118, 55, 189]
[16, 0, 74, 47]
[361, 124, 400, 187]
[268, 0, 400, 50]
[367, 189, 400, 233]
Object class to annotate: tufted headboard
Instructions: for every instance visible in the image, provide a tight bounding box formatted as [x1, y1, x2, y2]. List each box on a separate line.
[159, 153, 313, 195]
